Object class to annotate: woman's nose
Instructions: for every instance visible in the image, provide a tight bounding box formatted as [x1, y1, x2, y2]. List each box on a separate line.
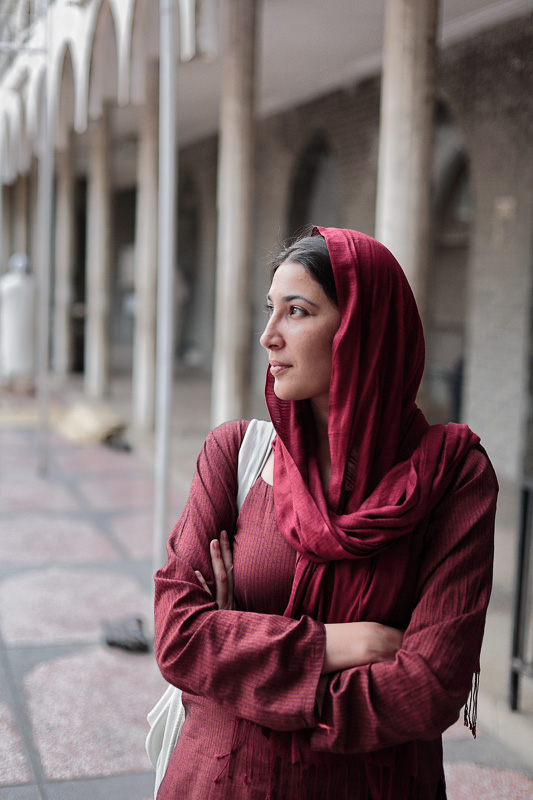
[260, 316, 280, 350]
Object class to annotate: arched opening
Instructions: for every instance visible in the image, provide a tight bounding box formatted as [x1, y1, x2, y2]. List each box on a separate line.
[56, 44, 76, 149]
[287, 132, 342, 238]
[87, 0, 119, 119]
[426, 104, 473, 423]
[176, 171, 202, 368]
[110, 187, 137, 375]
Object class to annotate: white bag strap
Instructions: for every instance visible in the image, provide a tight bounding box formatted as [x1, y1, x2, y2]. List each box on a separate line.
[147, 419, 276, 798]
[236, 419, 276, 511]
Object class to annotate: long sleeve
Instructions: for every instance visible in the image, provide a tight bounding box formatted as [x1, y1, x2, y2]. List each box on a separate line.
[154, 421, 325, 732]
[311, 444, 497, 753]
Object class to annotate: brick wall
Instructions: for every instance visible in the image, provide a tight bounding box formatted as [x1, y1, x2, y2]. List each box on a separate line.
[439, 14, 533, 480]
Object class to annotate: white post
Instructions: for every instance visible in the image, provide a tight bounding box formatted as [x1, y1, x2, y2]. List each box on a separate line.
[53, 135, 75, 377]
[84, 106, 111, 398]
[153, 0, 177, 570]
[36, 4, 54, 476]
[211, 0, 257, 427]
[133, 62, 159, 432]
[375, 0, 439, 315]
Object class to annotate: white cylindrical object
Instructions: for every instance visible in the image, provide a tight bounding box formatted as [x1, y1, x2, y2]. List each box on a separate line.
[153, 0, 177, 571]
[0, 269, 36, 381]
[84, 107, 111, 399]
[53, 136, 75, 377]
[133, 62, 159, 432]
[211, 0, 257, 427]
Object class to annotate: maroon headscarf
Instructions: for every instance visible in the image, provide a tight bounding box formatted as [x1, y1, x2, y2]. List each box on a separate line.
[265, 228, 479, 624]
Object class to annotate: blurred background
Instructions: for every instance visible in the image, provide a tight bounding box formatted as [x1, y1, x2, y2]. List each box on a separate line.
[0, 1, 533, 799]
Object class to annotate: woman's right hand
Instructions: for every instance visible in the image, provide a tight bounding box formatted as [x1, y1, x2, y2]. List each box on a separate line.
[322, 621, 404, 674]
[195, 530, 235, 610]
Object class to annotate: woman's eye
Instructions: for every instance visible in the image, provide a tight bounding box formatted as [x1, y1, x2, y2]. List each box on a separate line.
[264, 305, 274, 317]
[289, 306, 306, 316]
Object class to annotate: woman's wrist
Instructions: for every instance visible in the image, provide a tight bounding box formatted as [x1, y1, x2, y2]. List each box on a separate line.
[322, 621, 404, 674]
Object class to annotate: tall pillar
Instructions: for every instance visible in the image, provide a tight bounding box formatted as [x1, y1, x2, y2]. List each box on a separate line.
[211, 0, 257, 427]
[132, 64, 159, 431]
[53, 134, 75, 377]
[375, 0, 439, 316]
[84, 107, 111, 398]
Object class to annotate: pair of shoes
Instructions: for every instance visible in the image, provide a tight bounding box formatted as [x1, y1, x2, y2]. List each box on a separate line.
[103, 615, 150, 653]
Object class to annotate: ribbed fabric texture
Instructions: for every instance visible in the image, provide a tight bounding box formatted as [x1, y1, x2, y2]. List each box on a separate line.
[154, 422, 497, 799]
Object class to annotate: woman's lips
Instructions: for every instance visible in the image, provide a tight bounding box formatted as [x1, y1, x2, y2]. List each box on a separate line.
[269, 363, 290, 377]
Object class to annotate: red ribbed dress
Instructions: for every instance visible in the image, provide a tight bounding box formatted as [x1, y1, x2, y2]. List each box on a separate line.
[154, 419, 496, 800]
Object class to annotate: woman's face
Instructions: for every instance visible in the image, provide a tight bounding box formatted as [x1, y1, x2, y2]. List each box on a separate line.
[260, 261, 341, 414]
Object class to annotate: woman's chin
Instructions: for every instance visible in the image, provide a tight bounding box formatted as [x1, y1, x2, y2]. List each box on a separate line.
[273, 382, 303, 403]
[273, 382, 291, 401]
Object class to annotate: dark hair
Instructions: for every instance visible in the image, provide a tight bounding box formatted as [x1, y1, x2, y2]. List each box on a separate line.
[270, 233, 338, 306]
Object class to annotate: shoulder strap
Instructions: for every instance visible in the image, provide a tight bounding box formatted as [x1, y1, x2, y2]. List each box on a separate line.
[237, 419, 276, 511]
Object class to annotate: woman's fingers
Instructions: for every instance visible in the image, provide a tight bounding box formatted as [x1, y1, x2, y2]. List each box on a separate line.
[195, 532, 235, 610]
[209, 532, 235, 610]
[195, 570, 211, 595]
[219, 530, 234, 606]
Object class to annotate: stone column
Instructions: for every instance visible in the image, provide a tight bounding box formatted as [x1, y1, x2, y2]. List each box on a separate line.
[375, 0, 439, 316]
[13, 174, 29, 254]
[211, 0, 257, 426]
[53, 134, 75, 378]
[132, 63, 159, 431]
[84, 107, 111, 398]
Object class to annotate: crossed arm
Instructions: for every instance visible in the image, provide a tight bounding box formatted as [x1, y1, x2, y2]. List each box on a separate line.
[155, 422, 496, 748]
[196, 530, 404, 681]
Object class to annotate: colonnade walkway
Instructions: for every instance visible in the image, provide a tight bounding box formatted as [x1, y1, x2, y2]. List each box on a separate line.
[0, 377, 532, 799]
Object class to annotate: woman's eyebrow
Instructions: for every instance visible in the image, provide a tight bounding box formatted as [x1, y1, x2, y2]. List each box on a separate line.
[266, 293, 319, 307]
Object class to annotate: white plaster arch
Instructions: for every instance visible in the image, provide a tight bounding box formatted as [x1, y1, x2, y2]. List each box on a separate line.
[9, 91, 28, 174]
[25, 62, 46, 156]
[0, 90, 24, 182]
[75, 0, 135, 129]
[0, 109, 13, 184]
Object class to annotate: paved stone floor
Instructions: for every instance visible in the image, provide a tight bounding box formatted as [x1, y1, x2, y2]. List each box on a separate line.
[1, 391, 533, 799]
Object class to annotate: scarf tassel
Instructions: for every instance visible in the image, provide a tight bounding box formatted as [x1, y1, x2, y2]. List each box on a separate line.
[463, 668, 480, 739]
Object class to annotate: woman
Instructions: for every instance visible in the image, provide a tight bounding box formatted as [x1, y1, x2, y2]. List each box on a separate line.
[154, 227, 497, 799]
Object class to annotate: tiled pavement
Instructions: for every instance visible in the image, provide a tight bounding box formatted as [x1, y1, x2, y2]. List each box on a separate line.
[0, 413, 185, 800]
[1, 389, 533, 799]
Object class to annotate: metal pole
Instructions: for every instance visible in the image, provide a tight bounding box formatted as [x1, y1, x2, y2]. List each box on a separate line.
[153, 0, 177, 571]
[36, 0, 53, 476]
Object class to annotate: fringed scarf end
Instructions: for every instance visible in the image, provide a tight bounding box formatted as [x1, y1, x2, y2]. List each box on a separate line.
[463, 668, 480, 739]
